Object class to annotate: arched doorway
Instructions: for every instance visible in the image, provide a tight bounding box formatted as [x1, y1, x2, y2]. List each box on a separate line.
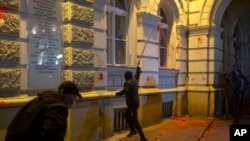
[221, 0, 250, 79]
[221, 0, 250, 116]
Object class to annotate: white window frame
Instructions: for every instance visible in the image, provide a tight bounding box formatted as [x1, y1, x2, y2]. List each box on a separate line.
[105, 4, 128, 66]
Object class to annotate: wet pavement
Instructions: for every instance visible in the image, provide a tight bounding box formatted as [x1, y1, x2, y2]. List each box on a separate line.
[104, 116, 250, 141]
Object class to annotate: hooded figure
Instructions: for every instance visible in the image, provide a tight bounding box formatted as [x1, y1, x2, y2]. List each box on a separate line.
[230, 70, 244, 123]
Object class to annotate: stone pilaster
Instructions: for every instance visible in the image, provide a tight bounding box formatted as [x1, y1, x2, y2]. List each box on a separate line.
[0, 1, 20, 92]
[187, 25, 223, 117]
[63, 0, 95, 90]
[136, 12, 161, 87]
[176, 24, 188, 85]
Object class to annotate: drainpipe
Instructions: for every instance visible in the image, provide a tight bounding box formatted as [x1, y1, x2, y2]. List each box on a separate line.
[207, 28, 211, 117]
[186, 0, 190, 85]
[185, 0, 190, 116]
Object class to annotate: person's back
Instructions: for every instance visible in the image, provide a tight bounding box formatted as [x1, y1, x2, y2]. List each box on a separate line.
[124, 78, 140, 108]
[5, 90, 68, 141]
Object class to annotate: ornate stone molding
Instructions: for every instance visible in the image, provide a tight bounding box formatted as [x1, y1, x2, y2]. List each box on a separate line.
[63, 70, 94, 89]
[64, 47, 94, 66]
[64, 24, 94, 45]
[0, 40, 20, 62]
[64, 2, 94, 26]
[0, 69, 20, 88]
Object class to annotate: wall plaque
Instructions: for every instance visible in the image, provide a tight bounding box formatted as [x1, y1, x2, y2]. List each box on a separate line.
[28, 0, 62, 88]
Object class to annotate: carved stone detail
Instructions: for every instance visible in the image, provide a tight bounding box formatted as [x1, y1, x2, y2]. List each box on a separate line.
[72, 48, 94, 65]
[73, 71, 94, 89]
[63, 24, 71, 44]
[0, 40, 20, 62]
[72, 26, 94, 45]
[0, 69, 20, 88]
[63, 48, 71, 66]
[63, 2, 94, 25]
[0, 0, 19, 7]
[63, 70, 94, 89]
[64, 47, 94, 66]
[63, 70, 70, 81]
[64, 24, 94, 45]
[0, 13, 19, 35]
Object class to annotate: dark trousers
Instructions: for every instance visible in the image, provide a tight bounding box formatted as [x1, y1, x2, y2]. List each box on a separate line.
[224, 97, 232, 117]
[232, 93, 243, 122]
[239, 90, 245, 113]
[125, 107, 145, 139]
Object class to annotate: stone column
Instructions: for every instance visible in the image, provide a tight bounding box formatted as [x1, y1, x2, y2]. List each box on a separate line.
[187, 25, 223, 117]
[176, 24, 188, 85]
[63, 0, 95, 90]
[136, 12, 161, 87]
[175, 24, 188, 116]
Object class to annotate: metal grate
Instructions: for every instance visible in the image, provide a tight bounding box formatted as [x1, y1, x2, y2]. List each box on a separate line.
[113, 107, 128, 132]
[162, 101, 173, 118]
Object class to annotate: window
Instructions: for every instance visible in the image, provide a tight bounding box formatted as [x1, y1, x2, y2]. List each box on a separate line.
[158, 8, 168, 68]
[106, 0, 127, 65]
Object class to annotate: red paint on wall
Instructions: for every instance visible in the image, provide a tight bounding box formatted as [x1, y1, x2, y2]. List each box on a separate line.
[98, 72, 103, 80]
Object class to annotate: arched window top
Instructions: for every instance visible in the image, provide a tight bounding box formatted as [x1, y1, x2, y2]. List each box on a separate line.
[159, 8, 167, 24]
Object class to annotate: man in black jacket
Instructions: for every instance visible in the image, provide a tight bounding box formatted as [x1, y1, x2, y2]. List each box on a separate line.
[115, 67, 147, 141]
[5, 81, 82, 141]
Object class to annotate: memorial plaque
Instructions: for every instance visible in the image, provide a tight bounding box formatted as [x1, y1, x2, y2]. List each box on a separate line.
[28, 0, 62, 88]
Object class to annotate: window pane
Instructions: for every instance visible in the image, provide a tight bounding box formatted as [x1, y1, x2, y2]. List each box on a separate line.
[115, 40, 126, 64]
[159, 29, 167, 46]
[107, 38, 113, 64]
[115, 15, 126, 39]
[160, 47, 166, 67]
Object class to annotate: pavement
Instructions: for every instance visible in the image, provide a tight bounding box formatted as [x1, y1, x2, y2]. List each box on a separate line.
[104, 116, 250, 141]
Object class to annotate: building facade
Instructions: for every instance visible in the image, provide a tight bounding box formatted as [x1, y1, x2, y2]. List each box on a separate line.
[0, 0, 250, 140]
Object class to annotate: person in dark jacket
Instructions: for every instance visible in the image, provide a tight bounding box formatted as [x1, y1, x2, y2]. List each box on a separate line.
[5, 81, 82, 141]
[115, 67, 147, 141]
[236, 69, 249, 115]
[230, 70, 244, 123]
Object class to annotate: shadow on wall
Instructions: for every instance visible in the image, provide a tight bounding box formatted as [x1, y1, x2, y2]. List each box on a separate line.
[75, 100, 111, 141]
[140, 76, 163, 126]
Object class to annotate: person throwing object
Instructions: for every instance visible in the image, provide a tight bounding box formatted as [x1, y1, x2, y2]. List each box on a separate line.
[115, 67, 147, 141]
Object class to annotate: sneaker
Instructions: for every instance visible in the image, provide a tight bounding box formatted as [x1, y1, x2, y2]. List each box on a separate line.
[127, 131, 137, 137]
[140, 137, 147, 141]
